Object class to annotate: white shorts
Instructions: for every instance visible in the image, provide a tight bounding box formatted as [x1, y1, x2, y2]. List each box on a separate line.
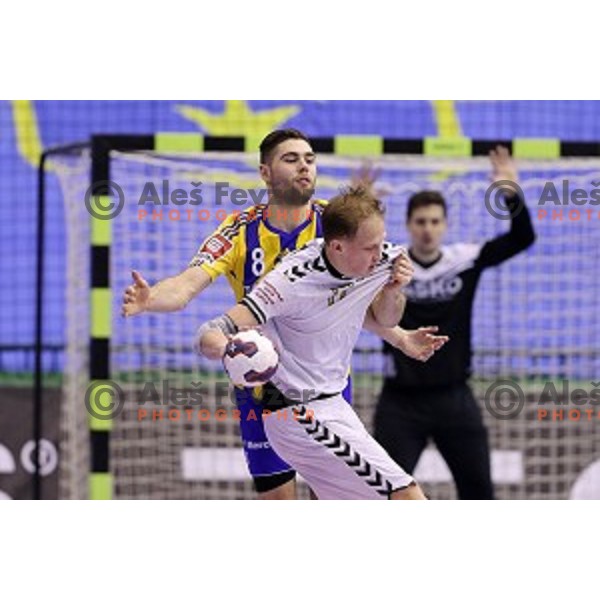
[262, 394, 414, 499]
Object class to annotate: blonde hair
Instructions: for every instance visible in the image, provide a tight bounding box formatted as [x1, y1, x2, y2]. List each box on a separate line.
[322, 186, 385, 243]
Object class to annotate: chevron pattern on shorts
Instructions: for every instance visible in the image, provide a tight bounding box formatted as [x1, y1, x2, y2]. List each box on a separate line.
[292, 405, 394, 496]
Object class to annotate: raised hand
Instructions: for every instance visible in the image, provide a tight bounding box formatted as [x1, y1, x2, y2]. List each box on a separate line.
[351, 160, 381, 193]
[490, 145, 519, 193]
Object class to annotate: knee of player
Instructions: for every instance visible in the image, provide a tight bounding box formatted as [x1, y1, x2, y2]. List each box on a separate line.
[390, 481, 427, 500]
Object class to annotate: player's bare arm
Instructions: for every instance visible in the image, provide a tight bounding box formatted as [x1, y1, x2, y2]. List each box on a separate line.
[369, 251, 413, 327]
[363, 308, 449, 361]
[121, 266, 212, 317]
[195, 304, 259, 360]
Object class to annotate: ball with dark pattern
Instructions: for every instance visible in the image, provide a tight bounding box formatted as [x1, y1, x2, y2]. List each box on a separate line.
[222, 329, 279, 387]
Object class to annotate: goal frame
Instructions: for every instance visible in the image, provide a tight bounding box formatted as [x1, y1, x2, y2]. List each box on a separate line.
[36, 132, 600, 499]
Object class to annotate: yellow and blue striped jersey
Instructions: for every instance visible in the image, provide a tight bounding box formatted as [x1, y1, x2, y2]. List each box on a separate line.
[189, 200, 328, 301]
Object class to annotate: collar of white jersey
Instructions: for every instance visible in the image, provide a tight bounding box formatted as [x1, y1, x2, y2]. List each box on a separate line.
[320, 244, 352, 280]
[319, 240, 405, 281]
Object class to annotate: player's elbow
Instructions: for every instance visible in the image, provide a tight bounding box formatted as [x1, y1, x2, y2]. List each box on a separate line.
[512, 206, 536, 250]
[371, 293, 405, 328]
[525, 228, 536, 249]
[515, 227, 536, 252]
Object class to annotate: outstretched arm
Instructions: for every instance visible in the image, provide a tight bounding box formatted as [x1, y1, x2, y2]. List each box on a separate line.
[478, 146, 536, 267]
[363, 308, 449, 361]
[123, 211, 243, 317]
[121, 267, 212, 316]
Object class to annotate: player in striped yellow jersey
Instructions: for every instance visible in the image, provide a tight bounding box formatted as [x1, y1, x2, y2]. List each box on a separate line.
[190, 199, 328, 302]
[121, 129, 447, 499]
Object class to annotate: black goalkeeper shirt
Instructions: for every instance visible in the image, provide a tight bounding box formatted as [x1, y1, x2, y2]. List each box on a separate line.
[384, 195, 535, 390]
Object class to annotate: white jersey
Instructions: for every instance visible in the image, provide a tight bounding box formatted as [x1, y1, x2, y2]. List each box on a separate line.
[241, 239, 405, 398]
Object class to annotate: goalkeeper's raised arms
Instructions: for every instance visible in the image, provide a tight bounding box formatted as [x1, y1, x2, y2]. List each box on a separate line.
[121, 266, 211, 317]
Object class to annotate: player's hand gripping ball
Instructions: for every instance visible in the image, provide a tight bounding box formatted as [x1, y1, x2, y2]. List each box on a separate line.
[222, 329, 279, 387]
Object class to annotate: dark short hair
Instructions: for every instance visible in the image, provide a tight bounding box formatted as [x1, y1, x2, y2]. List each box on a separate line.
[406, 191, 447, 221]
[259, 128, 311, 164]
[323, 186, 385, 243]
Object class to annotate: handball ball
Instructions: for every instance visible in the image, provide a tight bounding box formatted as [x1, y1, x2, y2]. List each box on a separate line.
[222, 329, 279, 387]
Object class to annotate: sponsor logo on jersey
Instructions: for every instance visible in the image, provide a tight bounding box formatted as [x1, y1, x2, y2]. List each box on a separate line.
[245, 440, 271, 451]
[263, 281, 283, 303]
[199, 234, 233, 262]
[327, 282, 355, 306]
[254, 282, 283, 307]
[404, 275, 463, 301]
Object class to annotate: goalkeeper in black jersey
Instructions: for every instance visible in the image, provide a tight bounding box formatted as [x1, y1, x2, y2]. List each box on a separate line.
[373, 146, 536, 499]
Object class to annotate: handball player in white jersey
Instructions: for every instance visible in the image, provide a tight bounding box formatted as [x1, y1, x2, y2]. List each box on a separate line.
[197, 187, 433, 499]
